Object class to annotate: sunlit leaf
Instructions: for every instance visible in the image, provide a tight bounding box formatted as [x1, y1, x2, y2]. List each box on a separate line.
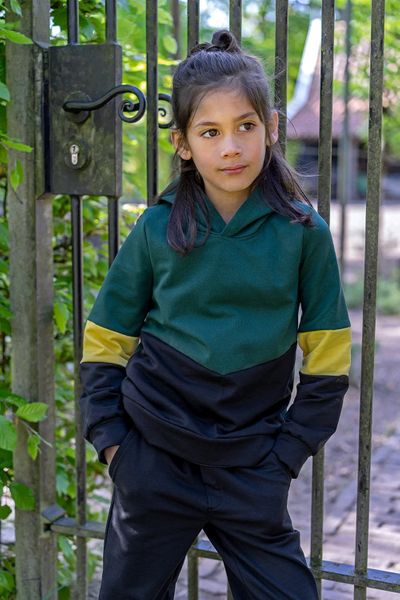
[0, 416, 16, 452]
[16, 402, 48, 423]
[27, 433, 40, 460]
[9, 481, 35, 510]
[10, 158, 24, 191]
[0, 29, 32, 44]
[54, 301, 69, 334]
[0, 82, 10, 102]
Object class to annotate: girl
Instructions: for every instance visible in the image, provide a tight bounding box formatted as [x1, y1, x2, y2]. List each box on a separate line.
[80, 29, 351, 600]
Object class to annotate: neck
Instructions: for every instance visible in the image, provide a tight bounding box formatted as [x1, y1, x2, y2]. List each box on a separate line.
[206, 192, 250, 224]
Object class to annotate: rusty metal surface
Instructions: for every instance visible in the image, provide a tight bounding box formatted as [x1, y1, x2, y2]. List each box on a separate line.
[354, 0, 385, 598]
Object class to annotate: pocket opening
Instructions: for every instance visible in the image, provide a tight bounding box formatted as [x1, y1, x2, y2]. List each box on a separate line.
[108, 429, 134, 481]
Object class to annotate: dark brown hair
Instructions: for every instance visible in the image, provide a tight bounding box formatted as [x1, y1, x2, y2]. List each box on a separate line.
[155, 29, 314, 255]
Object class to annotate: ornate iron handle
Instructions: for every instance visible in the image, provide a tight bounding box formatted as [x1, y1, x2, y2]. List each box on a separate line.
[63, 85, 173, 128]
[63, 84, 146, 123]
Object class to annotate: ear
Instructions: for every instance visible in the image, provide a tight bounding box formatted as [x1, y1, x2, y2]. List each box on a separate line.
[171, 129, 192, 161]
[267, 110, 279, 146]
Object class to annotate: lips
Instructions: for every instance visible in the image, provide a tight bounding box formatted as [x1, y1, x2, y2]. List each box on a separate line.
[222, 165, 246, 172]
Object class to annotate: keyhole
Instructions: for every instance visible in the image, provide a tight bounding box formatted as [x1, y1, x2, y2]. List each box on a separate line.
[70, 144, 80, 166]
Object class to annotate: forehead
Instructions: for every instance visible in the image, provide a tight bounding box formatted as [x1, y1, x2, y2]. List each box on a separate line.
[190, 88, 259, 127]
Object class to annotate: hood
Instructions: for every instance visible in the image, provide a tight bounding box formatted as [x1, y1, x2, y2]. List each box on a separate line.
[158, 179, 275, 238]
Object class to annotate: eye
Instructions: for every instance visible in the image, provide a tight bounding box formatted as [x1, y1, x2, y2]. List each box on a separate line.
[200, 123, 256, 138]
[239, 122, 256, 131]
[201, 129, 218, 138]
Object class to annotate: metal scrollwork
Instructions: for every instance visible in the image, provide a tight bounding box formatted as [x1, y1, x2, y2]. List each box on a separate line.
[63, 84, 147, 124]
[63, 86, 174, 128]
[158, 93, 174, 129]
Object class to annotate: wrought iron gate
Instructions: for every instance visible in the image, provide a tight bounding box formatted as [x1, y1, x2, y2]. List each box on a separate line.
[6, 0, 399, 599]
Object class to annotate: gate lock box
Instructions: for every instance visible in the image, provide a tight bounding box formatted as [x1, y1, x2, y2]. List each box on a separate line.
[46, 43, 146, 197]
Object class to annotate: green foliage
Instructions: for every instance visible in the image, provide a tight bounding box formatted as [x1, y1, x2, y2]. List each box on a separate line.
[333, 0, 400, 158]
[1, 0, 398, 597]
[0, 0, 33, 190]
[0, 568, 13, 594]
[0, 536, 13, 595]
[343, 268, 400, 315]
[8, 481, 35, 510]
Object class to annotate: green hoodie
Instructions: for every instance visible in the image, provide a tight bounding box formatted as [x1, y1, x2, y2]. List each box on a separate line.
[79, 182, 351, 478]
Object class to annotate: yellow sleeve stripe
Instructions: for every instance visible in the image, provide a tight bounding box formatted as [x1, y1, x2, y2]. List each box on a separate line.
[298, 327, 352, 376]
[80, 320, 139, 367]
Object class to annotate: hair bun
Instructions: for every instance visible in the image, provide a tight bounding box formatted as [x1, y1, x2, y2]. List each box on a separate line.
[210, 30, 240, 53]
[188, 29, 241, 56]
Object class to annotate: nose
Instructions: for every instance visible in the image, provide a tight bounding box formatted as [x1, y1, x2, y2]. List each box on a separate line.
[221, 135, 242, 158]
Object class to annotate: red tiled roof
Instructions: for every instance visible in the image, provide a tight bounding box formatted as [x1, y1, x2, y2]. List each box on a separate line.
[286, 21, 369, 141]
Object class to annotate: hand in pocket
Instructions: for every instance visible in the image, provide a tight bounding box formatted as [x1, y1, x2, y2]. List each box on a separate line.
[105, 445, 120, 466]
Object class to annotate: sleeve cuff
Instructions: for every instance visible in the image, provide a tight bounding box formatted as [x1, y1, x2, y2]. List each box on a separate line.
[272, 432, 312, 479]
[89, 418, 132, 465]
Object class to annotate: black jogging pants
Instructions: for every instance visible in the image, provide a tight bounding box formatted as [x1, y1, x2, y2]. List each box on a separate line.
[99, 424, 318, 600]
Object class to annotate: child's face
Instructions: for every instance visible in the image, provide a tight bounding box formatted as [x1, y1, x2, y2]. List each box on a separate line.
[172, 87, 278, 206]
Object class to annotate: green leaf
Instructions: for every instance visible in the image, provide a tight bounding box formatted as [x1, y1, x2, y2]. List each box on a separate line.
[16, 402, 48, 423]
[10, 0, 22, 16]
[0, 29, 32, 44]
[10, 158, 24, 191]
[0, 82, 10, 102]
[0, 135, 32, 152]
[0, 568, 14, 591]
[0, 221, 8, 249]
[0, 389, 27, 409]
[0, 447, 12, 470]
[56, 469, 69, 495]
[162, 34, 177, 55]
[0, 143, 8, 164]
[0, 304, 12, 319]
[0, 317, 11, 335]
[27, 433, 40, 460]
[0, 504, 12, 520]
[0, 416, 16, 452]
[9, 481, 35, 510]
[54, 301, 69, 334]
[59, 535, 74, 561]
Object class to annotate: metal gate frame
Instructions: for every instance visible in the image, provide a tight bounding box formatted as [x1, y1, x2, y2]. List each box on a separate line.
[6, 0, 399, 598]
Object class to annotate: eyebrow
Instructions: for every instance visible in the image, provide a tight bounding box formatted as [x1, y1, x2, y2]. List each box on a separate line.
[193, 111, 258, 128]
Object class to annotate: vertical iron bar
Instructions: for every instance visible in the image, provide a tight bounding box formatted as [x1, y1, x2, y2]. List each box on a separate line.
[186, 5, 200, 594]
[311, 2, 335, 597]
[310, 448, 324, 599]
[146, 0, 158, 205]
[187, 0, 200, 54]
[71, 195, 86, 600]
[318, 0, 335, 226]
[229, 0, 242, 44]
[275, 0, 288, 157]
[354, 0, 385, 598]
[37, 193, 57, 600]
[171, 0, 181, 59]
[105, 0, 117, 43]
[67, 0, 79, 45]
[171, 0, 181, 176]
[108, 197, 120, 264]
[187, 545, 199, 600]
[67, 6, 86, 599]
[338, 0, 352, 272]
[106, 1, 120, 257]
